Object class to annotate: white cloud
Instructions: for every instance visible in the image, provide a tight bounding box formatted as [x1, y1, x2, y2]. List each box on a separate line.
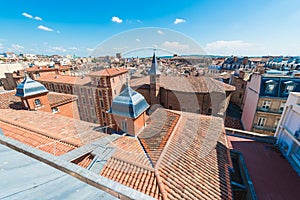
[205, 40, 251, 50]
[204, 40, 266, 56]
[0, 43, 3, 49]
[52, 46, 66, 52]
[86, 48, 94, 52]
[34, 16, 42, 21]
[37, 25, 53, 32]
[113, 46, 128, 51]
[174, 18, 186, 24]
[22, 12, 33, 19]
[205, 40, 246, 55]
[111, 16, 123, 23]
[22, 12, 42, 21]
[11, 44, 24, 51]
[136, 38, 141, 42]
[162, 41, 189, 51]
[157, 30, 164, 35]
[69, 47, 79, 50]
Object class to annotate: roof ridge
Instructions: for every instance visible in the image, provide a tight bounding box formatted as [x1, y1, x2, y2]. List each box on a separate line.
[154, 111, 182, 168]
[137, 110, 180, 166]
[154, 169, 167, 200]
[111, 154, 154, 171]
[136, 136, 155, 168]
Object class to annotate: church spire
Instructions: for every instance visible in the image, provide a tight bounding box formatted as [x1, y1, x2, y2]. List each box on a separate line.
[149, 52, 161, 75]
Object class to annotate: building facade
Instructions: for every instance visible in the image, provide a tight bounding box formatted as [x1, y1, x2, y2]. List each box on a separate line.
[229, 70, 248, 110]
[7, 74, 80, 119]
[88, 68, 128, 127]
[275, 92, 300, 175]
[242, 71, 300, 135]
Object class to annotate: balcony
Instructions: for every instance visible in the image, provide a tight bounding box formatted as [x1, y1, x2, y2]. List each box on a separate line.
[257, 107, 283, 114]
[253, 125, 277, 132]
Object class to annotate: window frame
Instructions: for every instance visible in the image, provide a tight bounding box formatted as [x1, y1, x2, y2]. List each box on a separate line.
[34, 99, 42, 107]
[257, 117, 266, 127]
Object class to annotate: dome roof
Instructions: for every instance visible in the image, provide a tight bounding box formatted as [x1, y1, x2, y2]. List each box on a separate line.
[108, 83, 149, 118]
[15, 74, 48, 97]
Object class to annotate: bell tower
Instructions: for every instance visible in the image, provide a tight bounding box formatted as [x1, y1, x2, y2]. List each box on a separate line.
[149, 52, 161, 105]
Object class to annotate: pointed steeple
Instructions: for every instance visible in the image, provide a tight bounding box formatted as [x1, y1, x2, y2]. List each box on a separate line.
[149, 52, 161, 75]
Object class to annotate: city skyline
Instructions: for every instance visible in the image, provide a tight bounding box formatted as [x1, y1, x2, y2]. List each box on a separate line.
[1, 0, 300, 56]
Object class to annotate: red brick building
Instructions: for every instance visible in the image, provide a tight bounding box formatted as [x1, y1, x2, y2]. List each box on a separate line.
[0, 74, 80, 119]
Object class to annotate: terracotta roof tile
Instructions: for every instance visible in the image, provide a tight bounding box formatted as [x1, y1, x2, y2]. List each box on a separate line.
[0, 91, 25, 110]
[25, 65, 71, 72]
[71, 153, 94, 168]
[100, 157, 162, 199]
[0, 120, 76, 156]
[37, 74, 91, 85]
[0, 109, 107, 147]
[224, 116, 243, 129]
[0, 91, 77, 109]
[138, 110, 180, 165]
[88, 68, 128, 77]
[130, 75, 235, 93]
[47, 92, 77, 107]
[99, 108, 233, 200]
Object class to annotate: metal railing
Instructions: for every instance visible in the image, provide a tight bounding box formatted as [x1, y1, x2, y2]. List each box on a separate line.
[253, 125, 276, 132]
[257, 107, 283, 114]
[225, 127, 276, 143]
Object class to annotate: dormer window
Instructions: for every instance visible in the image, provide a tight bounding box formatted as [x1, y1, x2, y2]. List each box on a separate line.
[265, 80, 276, 94]
[34, 99, 41, 107]
[284, 81, 294, 94]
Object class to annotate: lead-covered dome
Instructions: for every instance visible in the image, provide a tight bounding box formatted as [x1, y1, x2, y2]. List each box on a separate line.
[108, 83, 149, 118]
[15, 74, 48, 97]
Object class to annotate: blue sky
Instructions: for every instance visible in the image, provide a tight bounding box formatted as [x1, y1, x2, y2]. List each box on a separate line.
[1, 0, 300, 56]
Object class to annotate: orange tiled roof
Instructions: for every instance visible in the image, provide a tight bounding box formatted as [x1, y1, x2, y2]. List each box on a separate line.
[0, 91, 77, 109]
[37, 74, 91, 85]
[138, 110, 180, 165]
[100, 108, 233, 200]
[101, 157, 162, 199]
[71, 153, 94, 168]
[47, 92, 77, 107]
[130, 75, 235, 93]
[225, 116, 243, 129]
[0, 121, 76, 156]
[25, 66, 56, 72]
[0, 109, 106, 147]
[88, 68, 128, 77]
[0, 91, 25, 110]
[25, 65, 71, 72]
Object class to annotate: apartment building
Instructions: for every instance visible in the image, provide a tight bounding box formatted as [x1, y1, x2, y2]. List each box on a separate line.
[242, 71, 300, 135]
[88, 68, 128, 128]
[37, 74, 98, 123]
[1, 65, 72, 90]
[229, 70, 249, 110]
[37, 68, 128, 126]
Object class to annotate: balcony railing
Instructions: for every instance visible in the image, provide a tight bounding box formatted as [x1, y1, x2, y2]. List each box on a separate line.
[257, 107, 283, 114]
[253, 125, 277, 132]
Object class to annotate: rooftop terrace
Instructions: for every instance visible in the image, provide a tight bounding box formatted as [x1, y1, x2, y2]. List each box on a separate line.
[227, 134, 300, 200]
